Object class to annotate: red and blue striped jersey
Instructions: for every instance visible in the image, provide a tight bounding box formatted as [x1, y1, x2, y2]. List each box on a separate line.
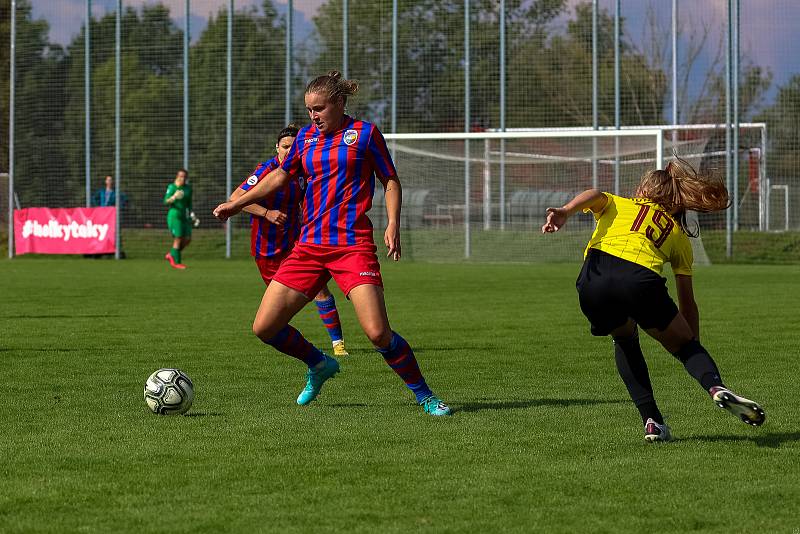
[238, 157, 302, 258]
[280, 116, 397, 246]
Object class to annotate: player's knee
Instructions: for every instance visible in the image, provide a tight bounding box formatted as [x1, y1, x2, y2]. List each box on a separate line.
[252, 320, 280, 341]
[315, 286, 332, 300]
[364, 326, 392, 348]
[671, 339, 705, 363]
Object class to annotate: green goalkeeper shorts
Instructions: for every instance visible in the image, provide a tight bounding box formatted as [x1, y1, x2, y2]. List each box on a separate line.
[167, 210, 192, 238]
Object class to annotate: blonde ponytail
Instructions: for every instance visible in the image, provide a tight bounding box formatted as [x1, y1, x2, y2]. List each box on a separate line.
[635, 156, 730, 235]
[305, 70, 359, 105]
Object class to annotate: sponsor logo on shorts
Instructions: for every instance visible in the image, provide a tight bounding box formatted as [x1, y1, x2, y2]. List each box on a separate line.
[246, 175, 258, 186]
[359, 271, 379, 277]
[343, 129, 358, 146]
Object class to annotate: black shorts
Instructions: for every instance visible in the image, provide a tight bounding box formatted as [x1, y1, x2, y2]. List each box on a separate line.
[576, 249, 679, 336]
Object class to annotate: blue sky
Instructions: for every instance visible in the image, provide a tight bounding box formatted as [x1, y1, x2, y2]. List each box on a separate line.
[33, 0, 321, 44]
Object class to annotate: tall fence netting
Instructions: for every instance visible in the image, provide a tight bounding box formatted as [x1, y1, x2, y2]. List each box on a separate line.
[3, 0, 799, 262]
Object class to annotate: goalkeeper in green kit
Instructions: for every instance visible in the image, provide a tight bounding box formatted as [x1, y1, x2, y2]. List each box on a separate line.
[163, 168, 198, 269]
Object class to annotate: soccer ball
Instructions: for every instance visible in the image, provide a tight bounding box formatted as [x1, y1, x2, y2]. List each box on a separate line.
[144, 368, 194, 415]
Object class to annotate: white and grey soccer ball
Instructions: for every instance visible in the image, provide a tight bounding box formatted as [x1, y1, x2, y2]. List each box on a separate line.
[144, 368, 194, 415]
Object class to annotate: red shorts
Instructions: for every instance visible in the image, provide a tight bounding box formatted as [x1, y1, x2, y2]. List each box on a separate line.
[273, 242, 383, 299]
[255, 251, 291, 285]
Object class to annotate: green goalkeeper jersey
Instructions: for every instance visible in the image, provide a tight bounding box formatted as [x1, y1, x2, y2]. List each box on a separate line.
[164, 183, 192, 217]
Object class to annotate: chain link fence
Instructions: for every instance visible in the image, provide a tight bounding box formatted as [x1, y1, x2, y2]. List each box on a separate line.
[2, 0, 799, 262]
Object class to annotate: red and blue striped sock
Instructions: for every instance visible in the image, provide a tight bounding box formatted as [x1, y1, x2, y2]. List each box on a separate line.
[314, 295, 344, 343]
[376, 332, 432, 403]
[264, 325, 325, 368]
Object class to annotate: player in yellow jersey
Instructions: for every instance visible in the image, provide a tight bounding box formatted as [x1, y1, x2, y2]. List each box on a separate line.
[542, 157, 765, 443]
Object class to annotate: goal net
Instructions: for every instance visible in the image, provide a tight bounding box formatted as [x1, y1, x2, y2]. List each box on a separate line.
[379, 126, 764, 265]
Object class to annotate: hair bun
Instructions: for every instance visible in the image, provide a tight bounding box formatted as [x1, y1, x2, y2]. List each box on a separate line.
[327, 70, 342, 80]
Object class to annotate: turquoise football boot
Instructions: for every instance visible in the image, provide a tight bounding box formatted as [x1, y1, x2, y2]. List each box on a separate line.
[419, 395, 452, 416]
[296, 355, 340, 406]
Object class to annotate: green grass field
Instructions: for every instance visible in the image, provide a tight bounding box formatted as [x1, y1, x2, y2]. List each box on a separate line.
[1, 258, 799, 533]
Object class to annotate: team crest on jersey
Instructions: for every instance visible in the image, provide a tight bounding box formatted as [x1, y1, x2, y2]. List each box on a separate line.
[246, 175, 258, 186]
[343, 129, 358, 146]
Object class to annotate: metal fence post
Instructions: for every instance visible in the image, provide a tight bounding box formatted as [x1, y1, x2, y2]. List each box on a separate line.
[85, 0, 92, 208]
[614, 0, 620, 195]
[733, 0, 740, 231]
[343, 0, 348, 78]
[483, 139, 490, 230]
[671, 0, 678, 148]
[591, 0, 598, 189]
[115, 0, 121, 260]
[8, 0, 16, 258]
[499, 0, 506, 229]
[225, 0, 233, 259]
[725, 0, 732, 258]
[183, 0, 190, 171]
[285, 0, 292, 124]
[464, 0, 470, 259]
[391, 0, 397, 137]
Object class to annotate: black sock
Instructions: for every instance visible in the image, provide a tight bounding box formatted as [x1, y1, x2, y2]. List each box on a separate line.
[672, 340, 724, 392]
[613, 330, 664, 425]
[637, 401, 663, 426]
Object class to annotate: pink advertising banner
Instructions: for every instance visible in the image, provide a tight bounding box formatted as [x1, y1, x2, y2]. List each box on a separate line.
[14, 207, 116, 255]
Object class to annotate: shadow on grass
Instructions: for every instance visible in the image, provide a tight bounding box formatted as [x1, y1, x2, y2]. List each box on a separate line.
[5, 314, 121, 319]
[455, 398, 627, 413]
[679, 431, 800, 448]
[325, 403, 370, 408]
[1, 347, 84, 352]
[412, 346, 496, 354]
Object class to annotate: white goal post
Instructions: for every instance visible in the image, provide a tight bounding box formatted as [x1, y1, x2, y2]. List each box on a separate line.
[382, 129, 668, 263]
[382, 124, 766, 265]
[498, 123, 769, 231]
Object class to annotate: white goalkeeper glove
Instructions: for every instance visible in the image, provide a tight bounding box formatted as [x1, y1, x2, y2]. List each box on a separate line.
[173, 189, 185, 200]
[189, 211, 200, 228]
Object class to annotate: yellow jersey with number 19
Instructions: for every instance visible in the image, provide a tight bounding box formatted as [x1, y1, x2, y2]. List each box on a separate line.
[583, 193, 693, 277]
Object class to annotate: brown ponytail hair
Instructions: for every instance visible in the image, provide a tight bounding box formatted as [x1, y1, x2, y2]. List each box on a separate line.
[635, 155, 730, 236]
[305, 70, 359, 105]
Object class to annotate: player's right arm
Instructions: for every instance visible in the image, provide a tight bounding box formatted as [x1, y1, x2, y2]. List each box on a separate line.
[229, 187, 287, 227]
[163, 184, 177, 205]
[541, 189, 608, 233]
[214, 168, 291, 221]
[675, 274, 700, 340]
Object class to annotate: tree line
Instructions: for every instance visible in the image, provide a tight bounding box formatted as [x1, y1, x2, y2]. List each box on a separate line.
[0, 0, 796, 226]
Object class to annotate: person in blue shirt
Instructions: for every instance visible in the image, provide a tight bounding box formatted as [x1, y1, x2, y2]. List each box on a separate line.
[92, 175, 128, 209]
[89, 175, 127, 259]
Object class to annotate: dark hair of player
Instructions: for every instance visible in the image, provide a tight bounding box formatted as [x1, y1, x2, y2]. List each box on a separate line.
[277, 124, 300, 144]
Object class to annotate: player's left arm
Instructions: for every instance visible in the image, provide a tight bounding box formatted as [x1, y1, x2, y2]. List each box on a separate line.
[381, 175, 402, 261]
[671, 233, 697, 338]
[186, 187, 200, 227]
[675, 274, 700, 340]
[370, 126, 401, 261]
